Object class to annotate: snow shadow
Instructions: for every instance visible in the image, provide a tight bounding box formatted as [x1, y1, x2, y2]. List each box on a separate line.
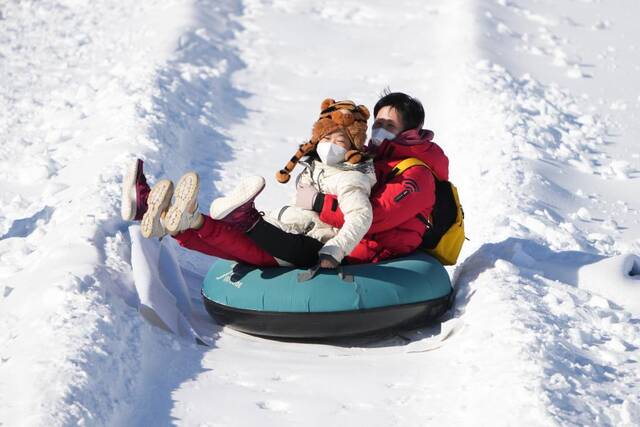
[261, 321, 448, 349]
[120, 265, 223, 427]
[0, 206, 54, 240]
[127, 0, 249, 424]
[146, 0, 249, 243]
[452, 237, 605, 308]
[451, 237, 605, 317]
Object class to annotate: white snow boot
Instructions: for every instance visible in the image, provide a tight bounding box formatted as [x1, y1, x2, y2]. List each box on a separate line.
[140, 179, 173, 238]
[164, 171, 202, 235]
[209, 175, 265, 232]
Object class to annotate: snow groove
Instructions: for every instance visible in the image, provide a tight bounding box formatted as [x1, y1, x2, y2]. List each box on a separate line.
[0, 0, 193, 425]
[450, 54, 640, 425]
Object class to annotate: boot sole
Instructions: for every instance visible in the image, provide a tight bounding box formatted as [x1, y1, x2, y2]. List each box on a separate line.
[121, 159, 141, 221]
[141, 179, 174, 238]
[165, 172, 200, 234]
[209, 176, 265, 220]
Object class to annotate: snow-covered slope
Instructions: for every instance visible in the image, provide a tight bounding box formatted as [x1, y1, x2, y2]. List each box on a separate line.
[1, 0, 639, 425]
[0, 0, 194, 424]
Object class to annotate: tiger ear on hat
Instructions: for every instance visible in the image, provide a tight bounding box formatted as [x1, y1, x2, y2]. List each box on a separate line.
[331, 109, 354, 126]
[357, 105, 370, 120]
[321, 98, 336, 111]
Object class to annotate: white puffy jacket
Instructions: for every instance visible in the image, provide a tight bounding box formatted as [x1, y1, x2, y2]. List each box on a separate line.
[267, 158, 376, 263]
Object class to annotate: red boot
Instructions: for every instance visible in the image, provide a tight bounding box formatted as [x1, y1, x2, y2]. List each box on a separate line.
[121, 158, 151, 221]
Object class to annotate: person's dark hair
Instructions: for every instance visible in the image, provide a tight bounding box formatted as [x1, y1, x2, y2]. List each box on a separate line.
[373, 91, 425, 131]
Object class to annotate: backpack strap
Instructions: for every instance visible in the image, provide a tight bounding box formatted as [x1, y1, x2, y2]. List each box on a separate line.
[385, 157, 433, 183]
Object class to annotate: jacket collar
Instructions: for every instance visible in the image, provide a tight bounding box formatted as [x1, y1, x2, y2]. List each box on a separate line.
[371, 129, 449, 180]
[374, 128, 435, 161]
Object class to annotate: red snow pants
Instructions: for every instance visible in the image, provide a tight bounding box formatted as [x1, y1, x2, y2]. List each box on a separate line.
[172, 215, 279, 267]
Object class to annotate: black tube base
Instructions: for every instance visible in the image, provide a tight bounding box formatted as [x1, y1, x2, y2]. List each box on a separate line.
[202, 292, 452, 339]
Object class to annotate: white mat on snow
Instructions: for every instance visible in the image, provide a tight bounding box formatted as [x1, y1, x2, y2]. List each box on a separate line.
[129, 225, 206, 344]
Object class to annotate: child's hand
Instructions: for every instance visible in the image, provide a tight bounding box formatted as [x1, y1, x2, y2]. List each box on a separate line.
[295, 183, 319, 210]
[318, 254, 339, 269]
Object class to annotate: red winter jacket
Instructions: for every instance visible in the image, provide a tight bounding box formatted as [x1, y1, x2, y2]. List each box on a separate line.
[315, 129, 449, 264]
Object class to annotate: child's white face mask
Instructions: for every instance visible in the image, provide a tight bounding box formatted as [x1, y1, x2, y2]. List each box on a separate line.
[316, 142, 347, 165]
[370, 127, 397, 146]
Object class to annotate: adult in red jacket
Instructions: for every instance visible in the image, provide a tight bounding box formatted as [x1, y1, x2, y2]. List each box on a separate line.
[302, 92, 448, 266]
[313, 127, 448, 264]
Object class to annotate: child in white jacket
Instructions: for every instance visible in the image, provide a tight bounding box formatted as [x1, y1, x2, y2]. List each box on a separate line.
[267, 99, 376, 267]
[271, 134, 376, 265]
[208, 98, 375, 268]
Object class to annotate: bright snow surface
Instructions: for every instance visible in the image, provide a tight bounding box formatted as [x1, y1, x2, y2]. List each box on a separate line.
[1, 0, 640, 425]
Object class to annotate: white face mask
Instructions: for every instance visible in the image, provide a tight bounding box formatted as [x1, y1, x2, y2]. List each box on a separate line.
[316, 142, 347, 165]
[370, 127, 397, 146]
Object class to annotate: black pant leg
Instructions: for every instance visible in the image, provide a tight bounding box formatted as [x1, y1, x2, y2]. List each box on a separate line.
[247, 219, 323, 268]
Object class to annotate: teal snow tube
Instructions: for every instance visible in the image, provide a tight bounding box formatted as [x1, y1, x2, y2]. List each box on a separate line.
[202, 252, 453, 338]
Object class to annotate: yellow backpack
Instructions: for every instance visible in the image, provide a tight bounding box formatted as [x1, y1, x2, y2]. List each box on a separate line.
[388, 157, 466, 265]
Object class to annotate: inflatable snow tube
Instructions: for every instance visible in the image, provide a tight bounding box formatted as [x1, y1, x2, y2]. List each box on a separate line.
[202, 252, 453, 338]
